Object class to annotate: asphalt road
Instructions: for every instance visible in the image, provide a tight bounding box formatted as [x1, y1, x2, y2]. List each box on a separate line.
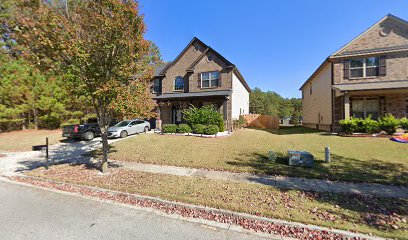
[0, 181, 268, 240]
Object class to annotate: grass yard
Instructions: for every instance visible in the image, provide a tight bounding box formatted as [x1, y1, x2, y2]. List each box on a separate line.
[27, 164, 408, 239]
[0, 129, 63, 152]
[110, 127, 408, 186]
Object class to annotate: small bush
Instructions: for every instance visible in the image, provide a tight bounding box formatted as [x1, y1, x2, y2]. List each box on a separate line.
[400, 117, 408, 130]
[182, 105, 224, 131]
[162, 124, 178, 133]
[218, 119, 225, 132]
[339, 118, 358, 134]
[177, 124, 191, 133]
[204, 125, 219, 135]
[192, 124, 206, 134]
[378, 114, 399, 134]
[361, 116, 380, 134]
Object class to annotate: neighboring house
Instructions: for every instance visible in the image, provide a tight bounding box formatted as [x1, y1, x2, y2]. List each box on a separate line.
[151, 37, 250, 130]
[300, 14, 408, 131]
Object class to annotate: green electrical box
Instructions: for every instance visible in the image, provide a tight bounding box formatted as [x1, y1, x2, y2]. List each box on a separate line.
[287, 150, 314, 168]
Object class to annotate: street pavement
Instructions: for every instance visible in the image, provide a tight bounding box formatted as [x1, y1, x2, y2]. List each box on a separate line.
[0, 180, 269, 240]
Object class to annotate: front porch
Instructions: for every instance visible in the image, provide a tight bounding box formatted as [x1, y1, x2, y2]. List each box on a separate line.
[153, 91, 232, 129]
[333, 88, 408, 129]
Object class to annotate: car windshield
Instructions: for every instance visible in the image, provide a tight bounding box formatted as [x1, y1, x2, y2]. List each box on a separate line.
[115, 121, 130, 127]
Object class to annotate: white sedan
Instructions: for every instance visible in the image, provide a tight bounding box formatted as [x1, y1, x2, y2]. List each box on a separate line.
[108, 119, 150, 138]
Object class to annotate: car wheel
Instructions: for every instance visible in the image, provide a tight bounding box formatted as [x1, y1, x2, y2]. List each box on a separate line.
[144, 126, 149, 133]
[120, 130, 128, 138]
[82, 131, 95, 141]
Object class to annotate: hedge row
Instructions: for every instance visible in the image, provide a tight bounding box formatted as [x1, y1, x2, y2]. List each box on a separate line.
[162, 124, 219, 135]
[340, 114, 408, 134]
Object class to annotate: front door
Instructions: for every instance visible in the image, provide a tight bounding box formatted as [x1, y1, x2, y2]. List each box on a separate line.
[172, 106, 183, 124]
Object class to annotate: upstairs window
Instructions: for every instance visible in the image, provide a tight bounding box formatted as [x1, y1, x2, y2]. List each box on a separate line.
[349, 57, 380, 78]
[309, 83, 312, 95]
[153, 79, 160, 93]
[174, 76, 184, 91]
[201, 71, 219, 88]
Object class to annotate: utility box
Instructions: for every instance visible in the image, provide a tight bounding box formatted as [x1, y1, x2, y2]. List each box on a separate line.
[287, 150, 314, 167]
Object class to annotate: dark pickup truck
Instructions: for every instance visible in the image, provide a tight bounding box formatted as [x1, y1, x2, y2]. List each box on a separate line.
[62, 118, 117, 141]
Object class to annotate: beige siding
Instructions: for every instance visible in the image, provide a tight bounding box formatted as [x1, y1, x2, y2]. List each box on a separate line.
[302, 63, 332, 129]
[231, 73, 249, 119]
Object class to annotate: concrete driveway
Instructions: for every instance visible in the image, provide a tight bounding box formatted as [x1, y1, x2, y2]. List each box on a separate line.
[0, 180, 268, 240]
[0, 133, 141, 176]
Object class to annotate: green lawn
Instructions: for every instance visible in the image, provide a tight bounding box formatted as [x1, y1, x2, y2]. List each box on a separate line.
[28, 164, 408, 239]
[109, 127, 408, 186]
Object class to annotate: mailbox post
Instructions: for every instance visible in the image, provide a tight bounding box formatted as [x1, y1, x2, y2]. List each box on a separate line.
[32, 137, 49, 170]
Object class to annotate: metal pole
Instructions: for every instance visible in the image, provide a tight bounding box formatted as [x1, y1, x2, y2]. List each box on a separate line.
[45, 137, 49, 170]
[325, 147, 331, 163]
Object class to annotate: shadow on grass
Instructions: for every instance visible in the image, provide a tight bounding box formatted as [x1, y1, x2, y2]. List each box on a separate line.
[226, 152, 408, 186]
[246, 126, 329, 135]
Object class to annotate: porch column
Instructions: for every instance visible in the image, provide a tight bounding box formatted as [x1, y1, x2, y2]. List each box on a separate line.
[344, 93, 350, 120]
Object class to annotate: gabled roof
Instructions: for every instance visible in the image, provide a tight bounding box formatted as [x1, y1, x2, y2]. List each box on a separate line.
[332, 14, 408, 57]
[153, 62, 171, 77]
[156, 37, 251, 92]
[300, 14, 408, 90]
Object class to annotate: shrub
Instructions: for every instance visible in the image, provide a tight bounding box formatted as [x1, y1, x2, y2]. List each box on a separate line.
[162, 124, 178, 133]
[361, 116, 380, 134]
[339, 118, 359, 134]
[378, 114, 399, 134]
[177, 124, 191, 133]
[218, 119, 225, 132]
[204, 125, 219, 135]
[182, 105, 224, 130]
[192, 124, 206, 134]
[400, 117, 408, 130]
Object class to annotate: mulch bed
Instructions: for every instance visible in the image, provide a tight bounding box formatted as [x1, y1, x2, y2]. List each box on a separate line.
[10, 175, 365, 240]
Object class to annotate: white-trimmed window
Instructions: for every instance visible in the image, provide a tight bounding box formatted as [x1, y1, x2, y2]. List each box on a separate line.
[350, 57, 380, 78]
[201, 71, 219, 88]
[174, 76, 184, 91]
[152, 79, 160, 93]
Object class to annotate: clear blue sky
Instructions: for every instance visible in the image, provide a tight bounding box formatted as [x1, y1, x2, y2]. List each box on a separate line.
[139, 0, 408, 98]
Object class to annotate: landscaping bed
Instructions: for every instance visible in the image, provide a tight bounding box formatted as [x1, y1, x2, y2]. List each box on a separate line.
[110, 127, 408, 186]
[25, 163, 408, 239]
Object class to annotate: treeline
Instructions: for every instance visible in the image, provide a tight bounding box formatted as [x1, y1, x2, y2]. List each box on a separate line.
[0, 1, 92, 131]
[249, 88, 302, 124]
[0, 54, 94, 131]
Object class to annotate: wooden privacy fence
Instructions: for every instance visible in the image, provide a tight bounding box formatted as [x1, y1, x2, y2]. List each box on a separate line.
[242, 114, 279, 129]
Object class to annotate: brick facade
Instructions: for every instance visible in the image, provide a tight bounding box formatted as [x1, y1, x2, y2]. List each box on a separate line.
[151, 38, 249, 130]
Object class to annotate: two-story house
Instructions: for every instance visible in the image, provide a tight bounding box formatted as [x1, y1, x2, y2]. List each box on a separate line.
[300, 14, 408, 131]
[151, 37, 250, 130]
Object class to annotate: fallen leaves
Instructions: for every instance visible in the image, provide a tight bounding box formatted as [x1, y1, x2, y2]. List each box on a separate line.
[11, 175, 362, 240]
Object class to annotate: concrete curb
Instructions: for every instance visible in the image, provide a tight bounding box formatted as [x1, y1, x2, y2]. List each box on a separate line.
[1, 174, 384, 240]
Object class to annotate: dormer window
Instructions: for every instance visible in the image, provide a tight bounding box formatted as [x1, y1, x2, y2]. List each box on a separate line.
[174, 76, 184, 91]
[152, 79, 161, 93]
[201, 71, 219, 88]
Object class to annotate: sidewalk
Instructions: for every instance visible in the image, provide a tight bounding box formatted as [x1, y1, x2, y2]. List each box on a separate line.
[118, 161, 408, 199]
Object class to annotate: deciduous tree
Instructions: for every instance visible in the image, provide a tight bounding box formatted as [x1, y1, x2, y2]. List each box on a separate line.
[14, 0, 158, 172]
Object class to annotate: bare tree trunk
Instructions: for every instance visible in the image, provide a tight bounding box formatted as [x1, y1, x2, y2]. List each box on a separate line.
[97, 105, 110, 173]
[33, 109, 39, 130]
